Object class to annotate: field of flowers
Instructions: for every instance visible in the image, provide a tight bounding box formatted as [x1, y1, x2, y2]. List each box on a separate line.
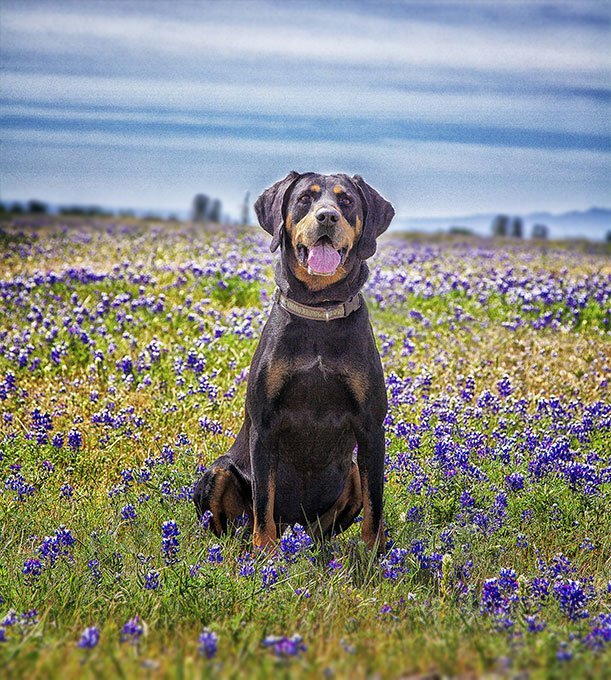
[0, 217, 609, 679]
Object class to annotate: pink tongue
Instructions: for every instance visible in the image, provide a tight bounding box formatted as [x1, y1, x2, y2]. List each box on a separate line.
[308, 242, 341, 274]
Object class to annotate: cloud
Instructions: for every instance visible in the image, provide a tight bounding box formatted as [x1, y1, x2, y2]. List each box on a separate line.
[4, 1, 609, 76]
[1, 0, 609, 216]
[2, 71, 608, 138]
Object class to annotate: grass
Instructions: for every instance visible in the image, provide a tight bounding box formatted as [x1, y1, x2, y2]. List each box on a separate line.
[0, 217, 609, 678]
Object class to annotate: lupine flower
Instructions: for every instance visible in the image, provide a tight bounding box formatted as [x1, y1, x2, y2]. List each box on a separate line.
[238, 554, 255, 578]
[88, 559, 102, 583]
[67, 428, 83, 450]
[198, 510, 213, 530]
[121, 504, 137, 522]
[525, 615, 547, 634]
[380, 548, 410, 580]
[59, 482, 74, 499]
[144, 570, 160, 590]
[262, 634, 306, 658]
[22, 558, 43, 583]
[583, 612, 611, 651]
[261, 563, 279, 589]
[161, 520, 180, 564]
[39, 525, 76, 565]
[480, 568, 519, 617]
[497, 375, 513, 398]
[198, 629, 218, 659]
[207, 544, 223, 563]
[78, 626, 100, 649]
[556, 642, 573, 661]
[553, 580, 593, 621]
[505, 472, 525, 492]
[280, 524, 313, 562]
[120, 616, 143, 644]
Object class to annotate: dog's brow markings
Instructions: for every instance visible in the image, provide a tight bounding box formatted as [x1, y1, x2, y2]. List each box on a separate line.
[310, 184, 321, 193]
[333, 185, 344, 194]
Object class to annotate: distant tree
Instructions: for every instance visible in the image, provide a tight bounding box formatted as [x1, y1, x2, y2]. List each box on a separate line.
[510, 217, 523, 238]
[28, 199, 48, 214]
[491, 214, 509, 237]
[208, 199, 222, 223]
[241, 191, 250, 225]
[532, 224, 549, 240]
[193, 194, 210, 222]
[59, 205, 111, 217]
[606, 230, 611, 243]
[449, 226, 473, 236]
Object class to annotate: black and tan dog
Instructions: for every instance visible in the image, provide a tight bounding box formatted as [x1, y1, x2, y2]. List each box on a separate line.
[193, 172, 394, 552]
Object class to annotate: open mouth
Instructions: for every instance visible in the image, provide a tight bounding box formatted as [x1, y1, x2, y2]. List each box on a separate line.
[296, 237, 348, 276]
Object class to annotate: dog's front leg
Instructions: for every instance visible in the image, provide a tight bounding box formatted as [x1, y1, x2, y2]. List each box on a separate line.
[356, 423, 385, 553]
[249, 426, 278, 549]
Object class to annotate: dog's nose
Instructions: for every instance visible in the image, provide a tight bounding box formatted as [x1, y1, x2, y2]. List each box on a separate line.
[315, 209, 340, 227]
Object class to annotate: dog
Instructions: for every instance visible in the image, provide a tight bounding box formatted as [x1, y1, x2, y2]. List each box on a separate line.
[193, 172, 394, 552]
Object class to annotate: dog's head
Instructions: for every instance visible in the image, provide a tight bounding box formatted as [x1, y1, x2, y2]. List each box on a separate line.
[255, 172, 394, 290]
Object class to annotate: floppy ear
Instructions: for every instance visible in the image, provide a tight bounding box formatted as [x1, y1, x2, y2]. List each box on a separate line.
[352, 175, 395, 259]
[254, 171, 302, 252]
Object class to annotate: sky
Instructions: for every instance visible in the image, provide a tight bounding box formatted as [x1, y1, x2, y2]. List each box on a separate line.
[1, 0, 610, 223]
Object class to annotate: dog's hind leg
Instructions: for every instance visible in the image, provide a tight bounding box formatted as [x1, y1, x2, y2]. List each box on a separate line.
[193, 456, 252, 536]
[311, 462, 363, 538]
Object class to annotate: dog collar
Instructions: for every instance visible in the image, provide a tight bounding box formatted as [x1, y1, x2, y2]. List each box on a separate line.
[273, 288, 363, 322]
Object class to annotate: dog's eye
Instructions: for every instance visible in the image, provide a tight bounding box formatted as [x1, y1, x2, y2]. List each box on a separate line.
[298, 194, 312, 204]
[340, 196, 352, 206]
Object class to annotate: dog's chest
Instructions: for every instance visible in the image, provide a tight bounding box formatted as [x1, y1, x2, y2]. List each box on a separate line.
[294, 353, 333, 377]
[267, 348, 362, 421]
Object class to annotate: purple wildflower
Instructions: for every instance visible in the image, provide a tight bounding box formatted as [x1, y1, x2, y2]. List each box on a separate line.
[505, 472, 525, 492]
[583, 612, 611, 651]
[77, 626, 100, 649]
[144, 570, 160, 590]
[280, 524, 313, 562]
[262, 634, 306, 658]
[67, 428, 83, 450]
[497, 375, 513, 398]
[22, 558, 43, 583]
[120, 616, 143, 644]
[59, 482, 74, 499]
[121, 504, 137, 522]
[261, 563, 279, 589]
[207, 544, 223, 564]
[198, 629, 218, 659]
[161, 520, 180, 564]
[553, 579, 593, 621]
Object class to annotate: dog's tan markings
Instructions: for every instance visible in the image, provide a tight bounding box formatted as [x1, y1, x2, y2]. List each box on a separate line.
[333, 185, 344, 194]
[354, 215, 362, 236]
[314, 463, 363, 536]
[253, 475, 277, 549]
[361, 476, 384, 552]
[310, 184, 321, 193]
[345, 371, 368, 404]
[266, 358, 290, 398]
[208, 468, 249, 535]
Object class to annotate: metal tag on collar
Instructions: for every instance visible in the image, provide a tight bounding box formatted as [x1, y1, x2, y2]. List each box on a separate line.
[325, 307, 331, 322]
